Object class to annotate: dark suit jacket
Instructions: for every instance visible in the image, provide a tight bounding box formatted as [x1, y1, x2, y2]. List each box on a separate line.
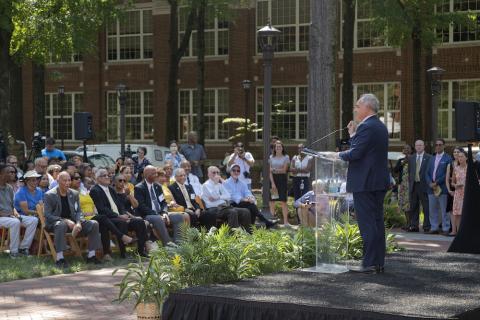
[89, 184, 125, 218]
[134, 180, 168, 217]
[408, 153, 432, 193]
[339, 115, 390, 193]
[168, 182, 200, 211]
[43, 187, 82, 228]
[425, 153, 453, 195]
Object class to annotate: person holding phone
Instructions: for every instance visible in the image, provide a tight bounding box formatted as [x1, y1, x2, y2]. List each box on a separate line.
[227, 142, 255, 190]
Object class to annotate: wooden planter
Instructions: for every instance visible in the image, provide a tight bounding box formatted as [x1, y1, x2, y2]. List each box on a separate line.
[136, 302, 161, 320]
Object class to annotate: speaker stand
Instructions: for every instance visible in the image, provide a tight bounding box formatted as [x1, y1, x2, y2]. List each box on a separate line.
[82, 140, 88, 163]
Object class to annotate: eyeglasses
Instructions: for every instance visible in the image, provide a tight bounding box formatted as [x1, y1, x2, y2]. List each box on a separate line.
[231, 169, 240, 173]
[98, 174, 109, 178]
[72, 176, 81, 180]
[435, 143, 444, 146]
[117, 179, 126, 183]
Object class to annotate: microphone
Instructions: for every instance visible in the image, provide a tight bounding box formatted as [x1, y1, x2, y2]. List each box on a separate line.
[304, 127, 348, 151]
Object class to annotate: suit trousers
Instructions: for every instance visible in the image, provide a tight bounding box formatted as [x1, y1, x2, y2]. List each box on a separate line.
[167, 212, 187, 243]
[206, 206, 251, 229]
[231, 201, 269, 225]
[428, 194, 450, 232]
[145, 215, 171, 245]
[353, 191, 387, 268]
[94, 215, 126, 255]
[409, 182, 431, 229]
[49, 219, 101, 253]
[0, 216, 38, 253]
[192, 210, 217, 230]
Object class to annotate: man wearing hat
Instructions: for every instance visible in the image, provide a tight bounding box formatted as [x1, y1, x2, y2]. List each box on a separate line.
[0, 165, 38, 258]
[224, 163, 278, 228]
[41, 137, 66, 161]
[14, 170, 44, 217]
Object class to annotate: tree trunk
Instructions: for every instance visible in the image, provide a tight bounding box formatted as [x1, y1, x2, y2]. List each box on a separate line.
[195, 0, 206, 146]
[0, 27, 12, 137]
[32, 64, 46, 134]
[166, 0, 196, 141]
[307, 0, 338, 150]
[342, 0, 355, 137]
[411, 25, 423, 140]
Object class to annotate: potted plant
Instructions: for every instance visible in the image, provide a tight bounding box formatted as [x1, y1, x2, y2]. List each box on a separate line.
[114, 249, 182, 320]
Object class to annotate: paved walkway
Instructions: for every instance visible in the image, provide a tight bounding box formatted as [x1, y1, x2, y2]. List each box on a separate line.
[0, 267, 135, 320]
[0, 229, 453, 319]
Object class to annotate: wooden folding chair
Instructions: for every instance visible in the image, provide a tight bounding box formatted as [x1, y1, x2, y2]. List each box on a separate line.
[0, 226, 9, 252]
[36, 204, 83, 261]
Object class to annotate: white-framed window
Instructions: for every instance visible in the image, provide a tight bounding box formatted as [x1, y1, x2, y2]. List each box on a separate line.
[179, 7, 229, 57]
[178, 88, 229, 141]
[438, 0, 480, 44]
[256, 86, 307, 141]
[107, 8, 153, 61]
[106, 90, 154, 141]
[439, 79, 480, 140]
[256, 0, 310, 53]
[44, 92, 84, 141]
[47, 53, 82, 64]
[352, 82, 401, 140]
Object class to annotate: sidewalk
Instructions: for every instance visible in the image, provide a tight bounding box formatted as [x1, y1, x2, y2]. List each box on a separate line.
[391, 228, 453, 252]
[0, 266, 135, 320]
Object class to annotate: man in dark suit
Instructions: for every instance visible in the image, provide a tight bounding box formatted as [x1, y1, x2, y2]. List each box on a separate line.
[44, 171, 102, 268]
[339, 93, 390, 274]
[425, 139, 452, 235]
[90, 168, 147, 258]
[134, 165, 183, 245]
[169, 168, 217, 229]
[408, 140, 432, 232]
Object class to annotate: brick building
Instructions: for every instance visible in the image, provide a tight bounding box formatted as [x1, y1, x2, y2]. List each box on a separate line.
[20, 0, 480, 160]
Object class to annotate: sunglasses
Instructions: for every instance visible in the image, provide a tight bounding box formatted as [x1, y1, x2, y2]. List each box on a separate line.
[117, 179, 126, 183]
[231, 169, 240, 173]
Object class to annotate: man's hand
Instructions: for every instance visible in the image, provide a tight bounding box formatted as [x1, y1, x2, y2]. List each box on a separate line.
[119, 214, 130, 221]
[162, 213, 170, 225]
[347, 120, 357, 136]
[124, 187, 131, 196]
[63, 219, 76, 230]
[430, 182, 437, 188]
[195, 209, 201, 217]
[72, 222, 82, 238]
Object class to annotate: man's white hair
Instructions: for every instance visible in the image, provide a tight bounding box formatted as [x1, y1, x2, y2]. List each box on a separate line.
[358, 93, 380, 113]
[95, 168, 108, 178]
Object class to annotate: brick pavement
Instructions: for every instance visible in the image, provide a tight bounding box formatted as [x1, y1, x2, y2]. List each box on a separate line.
[0, 230, 453, 320]
[0, 267, 135, 320]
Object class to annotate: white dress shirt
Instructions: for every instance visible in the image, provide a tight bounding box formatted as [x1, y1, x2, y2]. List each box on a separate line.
[186, 173, 202, 196]
[99, 184, 119, 215]
[201, 179, 231, 209]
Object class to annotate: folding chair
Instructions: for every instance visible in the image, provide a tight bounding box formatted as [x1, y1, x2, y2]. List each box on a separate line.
[36, 204, 83, 261]
[0, 226, 9, 252]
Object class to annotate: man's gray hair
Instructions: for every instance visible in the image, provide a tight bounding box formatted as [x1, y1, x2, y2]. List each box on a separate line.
[95, 168, 108, 178]
[358, 93, 380, 113]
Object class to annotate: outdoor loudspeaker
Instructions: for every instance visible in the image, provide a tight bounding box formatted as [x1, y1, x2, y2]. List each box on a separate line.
[74, 112, 93, 140]
[454, 101, 480, 142]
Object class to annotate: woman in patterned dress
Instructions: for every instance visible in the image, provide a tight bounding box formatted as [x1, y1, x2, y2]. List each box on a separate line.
[450, 148, 467, 236]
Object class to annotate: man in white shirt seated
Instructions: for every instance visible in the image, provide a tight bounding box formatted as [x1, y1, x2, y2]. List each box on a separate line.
[201, 166, 250, 230]
[180, 160, 202, 196]
[226, 142, 255, 190]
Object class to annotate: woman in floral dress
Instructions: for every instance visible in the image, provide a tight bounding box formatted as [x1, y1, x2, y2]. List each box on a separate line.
[450, 149, 467, 236]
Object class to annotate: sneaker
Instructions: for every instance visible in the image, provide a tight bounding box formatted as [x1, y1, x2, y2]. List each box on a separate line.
[55, 258, 69, 269]
[166, 242, 178, 248]
[103, 254, 114, 262]
[9, 252, 20, 259]
[86, 256, 102, 264]
[19, 248, 30, 256]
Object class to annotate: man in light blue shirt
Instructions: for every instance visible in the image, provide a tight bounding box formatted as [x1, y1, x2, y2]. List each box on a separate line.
[224, 164, 277, 228]
[41, 138, 66, 161]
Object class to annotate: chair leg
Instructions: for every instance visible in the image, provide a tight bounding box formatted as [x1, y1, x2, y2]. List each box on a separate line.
[68, 236, 82, 257]
[37, 228, 44, 257]
[44, 231, 57, 261]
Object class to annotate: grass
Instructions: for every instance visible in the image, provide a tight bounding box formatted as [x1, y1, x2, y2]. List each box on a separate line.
[0, 251, 132, 283]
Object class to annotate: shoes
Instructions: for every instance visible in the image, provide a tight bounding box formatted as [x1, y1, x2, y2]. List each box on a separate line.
[9, 252, 20, 259]
[407, 227, 419, 232]
[103, 254, 114, 262]
[19, 248, 30, 256]
[283, 223, 292, 228]
[448, 232, 457, 237]
[265, 219, 279, 229]
[55, 258, 69, 269]
[86, 256, 102, 264]
[428, 230, 439, 234]
[138, 252, 149, 258]
[423, 228, 431, 233]
[349, 265, 384, 274]
[441, 231, 451, 236]
[166, 242, 178, 248]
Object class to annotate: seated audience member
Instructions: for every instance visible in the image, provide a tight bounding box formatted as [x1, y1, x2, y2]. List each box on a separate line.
[47, 164, 61, 185]
[134, 165, 182, 245]
[201, 166, 251, 230]
[180, 160, 202, 196]
[6, 155, 23, 180]
[39, 174, 50, 193]
[124, 157, 137, 183]
[224, 164, 277, 228]
[6, 165, 21, 193]
[114, 173, 139, 215]
[50, 162, 76, 189]
[79, 163, 93, 181]
[24, 160, 35, 172]
[47, 157, 61, 166]
[44, 171, 102, 268]
[165, 141, 186, 170]
[34, 157, 48, 176]
[115, 157, 124, 174]
[90, 169, 146, 259]
[156, 168, 190, 225]
[169, 168, 217, 229]
[14, 171, 44, 216]
[293, 180, 329, 227]
[0, 165, 38, 258]
[41, 138, 66, 161]
[71, 155, 83, 168]
[163, 161, 175, 184]
[119, 165, 136, 194]
[71, 175, 96, 220]
[133, 146, 151, 175]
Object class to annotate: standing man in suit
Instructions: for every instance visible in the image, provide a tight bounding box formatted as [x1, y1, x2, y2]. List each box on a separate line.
[90, 169, 147, 259]
[169, 168, 217, 229]
[338, 93, 390, 274]
[408, 140, 432, 232]
[425, 138, 452, 235]
[44, 171, 102, 268]
[134, 165, 183, 245]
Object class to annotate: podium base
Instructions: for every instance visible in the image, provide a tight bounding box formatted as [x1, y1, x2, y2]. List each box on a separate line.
[302, 263, 349, 274]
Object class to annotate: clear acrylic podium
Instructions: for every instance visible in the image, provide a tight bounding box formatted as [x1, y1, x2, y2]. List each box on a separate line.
[302, 150, 351, 274]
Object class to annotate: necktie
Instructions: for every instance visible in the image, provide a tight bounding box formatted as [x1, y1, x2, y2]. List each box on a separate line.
[415, 156, 421, 182]
[187, 176, 191, 184]
[180, 184, 194, 209]
[105, 188, 119, 215]
[433, 155, 441, 181]
[150, 186, 161, 213]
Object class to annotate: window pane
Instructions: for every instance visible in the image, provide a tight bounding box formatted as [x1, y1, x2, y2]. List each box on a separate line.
[257, 1, 268, 26]
[299, 25, 309, 51]
[107, 116, 118, 140]
[218, 115, 229, 140]
[143, 35, 153, 59]
[107, 37, 117, 60]
[218, 30, 229, 55]
[120, 11, 140, 35]
[126, 117, 141, 140]
[144, 117, 154, 140]
[108, 93, 118, 115]
[204, 115, 216, 140]
[276, 26, 296, 52]
[272, 0, 296, 25]
[144, 92, 153, 114]
[179, 91, 190, 114]
[204, 90, 216, 113]
[272, 113, 296, 139]
[179, 7, 190, 32]
[218, 89, 229, 113]
[299, 0, 310, 24]
[205, 31, 215, 56]
[75, 94, 83, 112]
[143, 10, 153, 34]
[299, 87, 307, 112]
[126, 92, 141, 115]
[120, 36, 141, 60]
[299, 114, 307, 139]
[357, 21, 384, 48]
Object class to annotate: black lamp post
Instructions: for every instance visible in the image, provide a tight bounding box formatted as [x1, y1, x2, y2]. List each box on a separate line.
[58, 85, 65, 149]
[116, 84, 127, 158]
[427, 66, 445, 149]
[241, 79, 252, 146]
[257, 22, 281, 218]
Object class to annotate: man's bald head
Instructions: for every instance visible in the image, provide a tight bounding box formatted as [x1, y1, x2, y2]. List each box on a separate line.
[143, 165, 158, 183]
[57, 171, 71, 191]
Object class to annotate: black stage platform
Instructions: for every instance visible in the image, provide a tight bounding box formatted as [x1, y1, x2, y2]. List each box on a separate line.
[163, 251, 480, 320]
